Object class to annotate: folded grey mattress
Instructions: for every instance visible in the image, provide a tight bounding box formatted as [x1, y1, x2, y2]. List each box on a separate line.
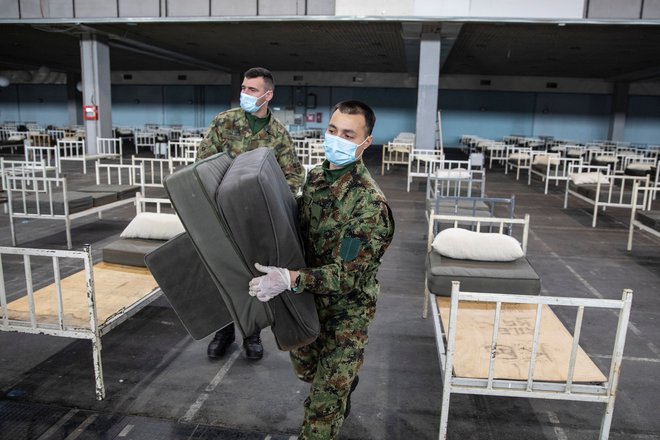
[636, 210, 660, 232]
[145, 232, 233, 340]
[103, 237, 166, 267]
[75, 184, 141, 200]
[161, 148, 319, 350]
[572, 183, 633, 203]
[426, 251, 541, 296]
[11, 191, 93, 214]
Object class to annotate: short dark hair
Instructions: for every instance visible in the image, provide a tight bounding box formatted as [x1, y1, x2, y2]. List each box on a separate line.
[331, 100, 376, 136]
[244, 67, 274, 90]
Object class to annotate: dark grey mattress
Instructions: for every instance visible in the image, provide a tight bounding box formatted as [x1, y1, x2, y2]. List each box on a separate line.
[145, 232, 233, 340]
[12, 191, 93, 214]
[103, 237, 165, 267]
[426, 251, 541, 296]
[572, 183, 633, 204]
[636, 210, 660, 232]
[75, 184, 140, 200]
[162, 148, 319, 350]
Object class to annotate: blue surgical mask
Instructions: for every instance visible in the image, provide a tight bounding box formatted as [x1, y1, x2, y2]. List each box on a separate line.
[240, 91, 268, 113]
[323, 132, 368, 167]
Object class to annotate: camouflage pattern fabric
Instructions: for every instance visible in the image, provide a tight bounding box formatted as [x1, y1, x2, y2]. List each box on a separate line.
[197, 107, 305, 194]
[291, 159, 395, 439]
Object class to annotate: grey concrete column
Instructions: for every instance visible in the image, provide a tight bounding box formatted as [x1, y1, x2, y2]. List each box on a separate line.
[66, 73, 82, 126]
[608, 81, 629, 141]
[415, 35, 441, 150]
[80, 33, 113, 154]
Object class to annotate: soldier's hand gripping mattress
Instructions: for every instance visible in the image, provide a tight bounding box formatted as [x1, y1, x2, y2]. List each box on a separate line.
[162, 147, 319, 351]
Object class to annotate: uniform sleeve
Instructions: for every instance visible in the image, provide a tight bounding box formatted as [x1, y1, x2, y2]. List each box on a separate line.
[273, 131, 305, 195]
[196, 116, 223, 161]
[297, 199, 394, 295]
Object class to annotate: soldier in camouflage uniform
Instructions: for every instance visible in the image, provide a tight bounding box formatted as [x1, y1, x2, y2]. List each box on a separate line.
[200, 67, 305, 361]
[248, 101, 395, 439]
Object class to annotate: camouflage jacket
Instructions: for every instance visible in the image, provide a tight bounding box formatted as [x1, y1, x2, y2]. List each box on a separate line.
[297, 160, 395, 303]
[197, 107, 305, 194]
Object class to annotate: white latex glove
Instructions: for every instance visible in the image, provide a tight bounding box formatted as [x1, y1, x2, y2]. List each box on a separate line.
[248, 262, 291, 302]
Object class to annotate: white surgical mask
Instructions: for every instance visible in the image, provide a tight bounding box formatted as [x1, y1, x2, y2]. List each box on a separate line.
[240, 91, 268, 113]
[323, 132, 368, 167]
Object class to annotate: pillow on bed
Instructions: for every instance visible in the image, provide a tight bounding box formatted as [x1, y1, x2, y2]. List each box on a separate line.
[532, 155, 560, 166]
[120, 212, 185, 241]
[569, 172, 610, 185]
[435, 168, 471, 179]
[432, 228, 524, 262]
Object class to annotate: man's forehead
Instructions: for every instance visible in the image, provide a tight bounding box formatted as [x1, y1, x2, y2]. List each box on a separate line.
[242, 77, 264, 87]
[329, 112, 366, 133]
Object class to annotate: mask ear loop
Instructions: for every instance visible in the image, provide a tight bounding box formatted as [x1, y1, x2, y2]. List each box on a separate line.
[355, 135, 372, 161]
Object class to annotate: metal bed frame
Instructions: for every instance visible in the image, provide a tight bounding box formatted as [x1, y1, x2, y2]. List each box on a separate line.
[627, 181, 660, 251]
[6, 162, 145, 249]
[430, 282, 632, 440]
[381, 141, 413, 175]
[528, 152, 582, 194]
[564, 163, 650, 227]
[423, 213, 530, 318]
[407, 148, 445, 192]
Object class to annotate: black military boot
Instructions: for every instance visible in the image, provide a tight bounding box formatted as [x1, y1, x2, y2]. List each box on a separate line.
[243, 331, 264, 360]
[207, 324, 235, 359]
[344, 375, 360, 419]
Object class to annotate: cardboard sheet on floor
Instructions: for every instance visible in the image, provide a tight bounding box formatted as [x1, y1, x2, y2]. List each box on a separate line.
[436, 297, 607, 383]
[6, 262, 158, 328]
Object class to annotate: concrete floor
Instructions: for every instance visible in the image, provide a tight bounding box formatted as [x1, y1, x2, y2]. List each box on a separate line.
[0, 149, 659, 440]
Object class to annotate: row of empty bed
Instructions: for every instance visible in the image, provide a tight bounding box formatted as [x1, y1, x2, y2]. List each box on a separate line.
[397, 144, 641, 438]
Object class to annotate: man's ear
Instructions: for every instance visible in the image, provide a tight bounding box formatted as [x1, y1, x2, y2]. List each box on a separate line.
[264, 89, 274, 102]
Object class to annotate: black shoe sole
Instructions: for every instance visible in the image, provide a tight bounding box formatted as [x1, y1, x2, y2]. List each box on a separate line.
[244, 351, 263, 360]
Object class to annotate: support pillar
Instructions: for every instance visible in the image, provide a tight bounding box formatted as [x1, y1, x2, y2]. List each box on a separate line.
[66, 73, 82, 126]
[415, 35, 441, 150]
[609, 82, 629, 141]
[80, 33, 113, 154]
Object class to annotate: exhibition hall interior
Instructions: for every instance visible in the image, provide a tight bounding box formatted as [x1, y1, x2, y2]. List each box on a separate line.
[0, 1, 659, 439]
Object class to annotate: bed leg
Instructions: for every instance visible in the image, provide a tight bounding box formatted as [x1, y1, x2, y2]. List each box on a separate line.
[438, 390, 451, 440]
[65, 219, 73, 249]
[592, 205, 598, 228]
[92, 335, 106, 400]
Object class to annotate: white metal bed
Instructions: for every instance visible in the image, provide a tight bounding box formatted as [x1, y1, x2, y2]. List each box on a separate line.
[423, 213, 532, 318]
[134, 131, 156, 154]
[7, 162, 145, 249]
[57, 137, 123, 174]
[627, 182, 660, 251]
[528, 152, 582, 194]
[564, 163, 650, 227]
[381, 141, 413, 175]
[0, 195, 172, 400]
[430, 282, 632, 440]
[407, 148, 444, 192]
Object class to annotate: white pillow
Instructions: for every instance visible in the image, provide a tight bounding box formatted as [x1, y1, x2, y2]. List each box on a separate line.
[508, 152, 530, 160]
[435, 168, 471, 179]
[120, 212, 185, 241]
[593, 155, 617, 163]
[569, 172, 610, 185]
[532, 155, 560, 166]
[431, 228, 524, 262]
[626, 163, 652, 171]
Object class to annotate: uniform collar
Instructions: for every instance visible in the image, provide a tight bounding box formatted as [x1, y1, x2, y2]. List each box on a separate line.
[321, 159, 364, 200]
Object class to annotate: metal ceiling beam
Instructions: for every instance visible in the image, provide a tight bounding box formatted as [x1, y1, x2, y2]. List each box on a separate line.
[76, 24, 232, 72]
[607, 66, 660, 82]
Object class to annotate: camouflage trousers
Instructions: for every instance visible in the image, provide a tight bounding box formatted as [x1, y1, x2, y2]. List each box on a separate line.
[290, 309, 372, 440]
